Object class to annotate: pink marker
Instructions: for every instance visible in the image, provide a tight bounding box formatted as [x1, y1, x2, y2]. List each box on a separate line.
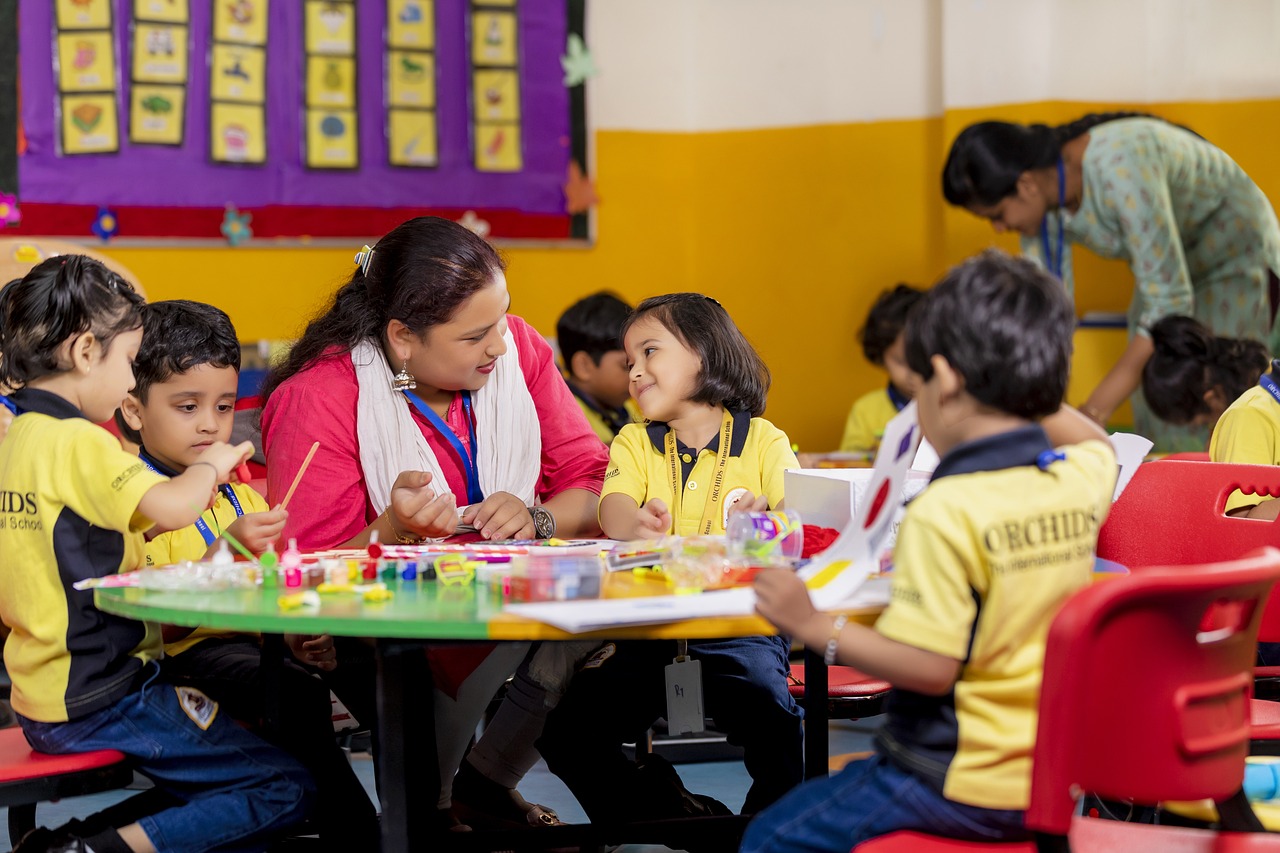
[282, 538, 302, 588]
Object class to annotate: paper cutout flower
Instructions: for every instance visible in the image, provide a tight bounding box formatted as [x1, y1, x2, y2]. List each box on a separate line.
[457, 210, 491, 239]
[560, 33, 596, 87]
[91, 206, 119, 240]
[0, 193, 21, 227]
[221, 205, 253, 246]
[562, 160, 599, 215]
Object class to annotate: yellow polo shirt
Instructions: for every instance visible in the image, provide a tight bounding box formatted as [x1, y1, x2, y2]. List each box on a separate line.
[146, 477, 269, 656]
[602, 411, 798, 535]
[0, 388, 166, 722]
[840, 386, 905, 453]
[1209, 385, 1280, 513]
[874, 428, 1116, 810]
[572, 386, 642, 446]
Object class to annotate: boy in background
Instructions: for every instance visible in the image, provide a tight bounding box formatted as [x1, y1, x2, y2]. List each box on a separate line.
[556, 291, 639, 445]
[746, 251, 1117, 850]
[838, 284, 925, 454]
[117, 300, 378, 850]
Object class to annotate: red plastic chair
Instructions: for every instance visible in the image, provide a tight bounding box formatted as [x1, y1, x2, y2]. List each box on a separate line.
[0, 727, 132, 847]
[1097, 460, 1280, 747]
[857, 549, 1280, 852]
[787, 664, 890, 720]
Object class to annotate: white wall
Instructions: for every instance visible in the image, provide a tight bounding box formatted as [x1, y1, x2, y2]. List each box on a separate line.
[589, 0, 1280, 131]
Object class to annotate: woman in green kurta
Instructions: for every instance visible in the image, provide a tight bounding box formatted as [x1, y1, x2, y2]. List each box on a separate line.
[943, 113, 1280, 451]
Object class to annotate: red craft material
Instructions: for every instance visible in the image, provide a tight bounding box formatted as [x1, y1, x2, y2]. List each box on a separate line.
[800, 525, 839, 558]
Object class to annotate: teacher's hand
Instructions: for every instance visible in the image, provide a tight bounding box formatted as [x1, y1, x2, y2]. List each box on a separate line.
[462, 491, 535, 540]
[390, 470, 458, 540]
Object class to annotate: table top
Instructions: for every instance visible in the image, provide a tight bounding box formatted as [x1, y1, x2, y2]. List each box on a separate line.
[95, 572, 882, 641]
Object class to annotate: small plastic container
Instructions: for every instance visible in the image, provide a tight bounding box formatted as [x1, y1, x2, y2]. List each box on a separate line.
[1245, 758, 1280, 801]
[507, 554, 602, 602]
[727, 510, 804, 567]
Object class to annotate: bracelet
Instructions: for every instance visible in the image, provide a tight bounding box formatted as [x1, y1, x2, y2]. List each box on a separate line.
[189, 461, 219, 479]
[383, 507, 426, 545]
[824, 614, 848, 666]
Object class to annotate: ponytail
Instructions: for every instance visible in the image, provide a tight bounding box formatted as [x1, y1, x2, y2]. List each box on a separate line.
[1142, 315, 1267, 424]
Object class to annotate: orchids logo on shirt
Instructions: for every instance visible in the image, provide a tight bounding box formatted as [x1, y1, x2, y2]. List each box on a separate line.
[0, 490, 40, 531]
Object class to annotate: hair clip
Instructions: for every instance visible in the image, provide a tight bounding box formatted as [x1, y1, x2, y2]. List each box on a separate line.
[354, 245, 374, 276]
[704, 295, 723, 307]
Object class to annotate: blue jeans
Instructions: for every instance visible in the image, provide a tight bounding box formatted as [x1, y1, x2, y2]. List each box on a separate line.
[740, 754, 1028, 853]
[19, 662, 315, 853]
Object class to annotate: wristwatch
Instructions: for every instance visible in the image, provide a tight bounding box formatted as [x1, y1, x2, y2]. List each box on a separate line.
[528, 505, 556, 539]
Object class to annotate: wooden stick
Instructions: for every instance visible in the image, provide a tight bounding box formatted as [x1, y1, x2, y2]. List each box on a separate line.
[279, 441, 320, 511]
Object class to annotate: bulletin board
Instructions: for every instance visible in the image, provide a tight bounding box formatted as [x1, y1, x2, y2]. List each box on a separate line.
[0, 0, 590, 243]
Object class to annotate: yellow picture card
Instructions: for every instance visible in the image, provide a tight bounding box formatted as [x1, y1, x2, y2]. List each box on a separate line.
[306, 56, 356, 108]
[57, 31, 117, 92]
[210, 102, 266, 164]
[472, 69, 519, 122]
[134, 0, 190, 24]
[388, 109, 438, 167]
[60, 93, 119, 154]
[213, 0, 269, 46]
[132, 24, 189, 85]
[306, 109, 358, 169]
[305, 0, 356, 55]
[473, 122, 522, 172]
[129, 84, 185, 145]
[210, 44, 267, 103]
[56, 0, 112, 30]
[471, 11, 518, 67]
[387, 0, 434, 49]
[388, 51, 435, 108]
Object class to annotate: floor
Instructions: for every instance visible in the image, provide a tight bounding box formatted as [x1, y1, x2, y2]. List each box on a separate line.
[0, 717, 883, 852]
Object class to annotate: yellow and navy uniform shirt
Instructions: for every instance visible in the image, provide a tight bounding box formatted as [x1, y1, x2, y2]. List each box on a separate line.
[873, 427, 1116, 811]
[0, 388, 167, 723]
[1210, 377, 1280, 513]
[143, 450, 268, 656]
[602, 410, 799, 535]
[569, 382, 642, 446]
[839, 384, 909, 453]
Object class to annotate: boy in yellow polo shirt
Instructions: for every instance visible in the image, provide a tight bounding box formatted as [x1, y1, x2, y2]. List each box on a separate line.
[117, 300, 378, 850]
[746, 250, 1117, 850]
[839, 284, 925, 453]
[556, 291, 640, 445]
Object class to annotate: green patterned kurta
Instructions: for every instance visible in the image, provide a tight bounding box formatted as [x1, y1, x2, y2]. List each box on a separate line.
[1021, 117, 1280, 451]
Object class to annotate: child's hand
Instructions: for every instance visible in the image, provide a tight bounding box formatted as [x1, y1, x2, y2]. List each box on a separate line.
[754, 567, 819, 636]
[390, 470, 458, 540]
[726, 491, 769, 517]
[192, 440, 255, 483]
[223, 507, 288, 555]
[462, 492, 534, 540]
[285, 633, 338, 672]
[636, 499, 672, 538]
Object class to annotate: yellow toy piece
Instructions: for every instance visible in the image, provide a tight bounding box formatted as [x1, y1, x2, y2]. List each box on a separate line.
[316, 582, 354, 595]
[362, 586, 394, 603]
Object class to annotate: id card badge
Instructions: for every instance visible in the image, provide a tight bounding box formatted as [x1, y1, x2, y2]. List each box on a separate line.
[664, 656, 706, 735]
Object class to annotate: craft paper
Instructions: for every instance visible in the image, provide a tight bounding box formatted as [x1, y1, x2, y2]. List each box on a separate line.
[1109, 432, 1154, 501]
[129, 84, 185, 145]
[387, 0, 435, 48]
[387, 109, 438, 166]
[210, 44, 267, 103]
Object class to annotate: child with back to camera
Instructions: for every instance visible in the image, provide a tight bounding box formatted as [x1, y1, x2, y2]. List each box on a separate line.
[745, 250, 1116, 851]
[556, 290, 640, 445]
[0, 257, 313, 853]
[116, 299, 378, 850]
[537, 293, 804, 837]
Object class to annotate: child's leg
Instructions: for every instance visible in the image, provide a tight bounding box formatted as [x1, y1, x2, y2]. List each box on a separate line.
[740, 754, 1027, 853]
[161, 638, 379, 847]
[694, 636, 804, 813]
[19, 663, 314, 853]
[536, 641, 679, 825]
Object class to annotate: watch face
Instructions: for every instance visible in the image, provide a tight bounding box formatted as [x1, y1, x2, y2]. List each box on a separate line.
[532, 507, 555, 538]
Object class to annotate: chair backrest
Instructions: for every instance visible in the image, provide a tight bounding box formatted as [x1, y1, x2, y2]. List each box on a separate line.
[1025, 549, 1280, 835]
[1098, 460, 1280, 567]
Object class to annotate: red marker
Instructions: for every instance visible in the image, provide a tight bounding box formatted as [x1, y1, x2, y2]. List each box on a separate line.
[234, 462, 253, 484]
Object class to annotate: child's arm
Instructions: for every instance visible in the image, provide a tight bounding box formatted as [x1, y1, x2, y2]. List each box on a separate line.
[1041, 404, 1111, 448]
[601, 493, 671, 541]
[138, 440, 254, 531]
[202, 507, 288, 560]
[754, 568, 961, 695]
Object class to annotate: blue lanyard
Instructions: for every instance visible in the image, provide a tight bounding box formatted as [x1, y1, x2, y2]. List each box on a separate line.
[1259, 361, 1280, 407]
[886, 382, 909, 412]
[0, 396, 19, 416]
[403, 390, 484, 505]
[1039, 157, 1067, 281]
[139, 455, 244, 546]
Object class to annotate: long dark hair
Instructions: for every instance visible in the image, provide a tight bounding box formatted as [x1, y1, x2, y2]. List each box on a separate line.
[1143, 315, 1269, 425]
[942, 112, 1190, 208]
[260, 216, 505, 404]
[622, 293, 770, 417]
[0, 255, 144, 388]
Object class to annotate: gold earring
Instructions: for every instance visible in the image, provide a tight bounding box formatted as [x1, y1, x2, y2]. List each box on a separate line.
[391, 360, 416, 392]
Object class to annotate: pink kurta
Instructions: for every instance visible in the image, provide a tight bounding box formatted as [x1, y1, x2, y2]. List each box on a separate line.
[262, 314, 608, 548]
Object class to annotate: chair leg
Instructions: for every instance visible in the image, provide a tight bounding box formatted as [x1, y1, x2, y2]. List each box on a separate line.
[9, 803, 36, 848]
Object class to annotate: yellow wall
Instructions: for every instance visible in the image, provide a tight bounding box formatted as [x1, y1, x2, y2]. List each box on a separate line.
[96, 98, 1280, 449]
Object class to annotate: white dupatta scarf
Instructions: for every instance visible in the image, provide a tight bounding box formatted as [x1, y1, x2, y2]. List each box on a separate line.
[351, 334, 541, 515]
